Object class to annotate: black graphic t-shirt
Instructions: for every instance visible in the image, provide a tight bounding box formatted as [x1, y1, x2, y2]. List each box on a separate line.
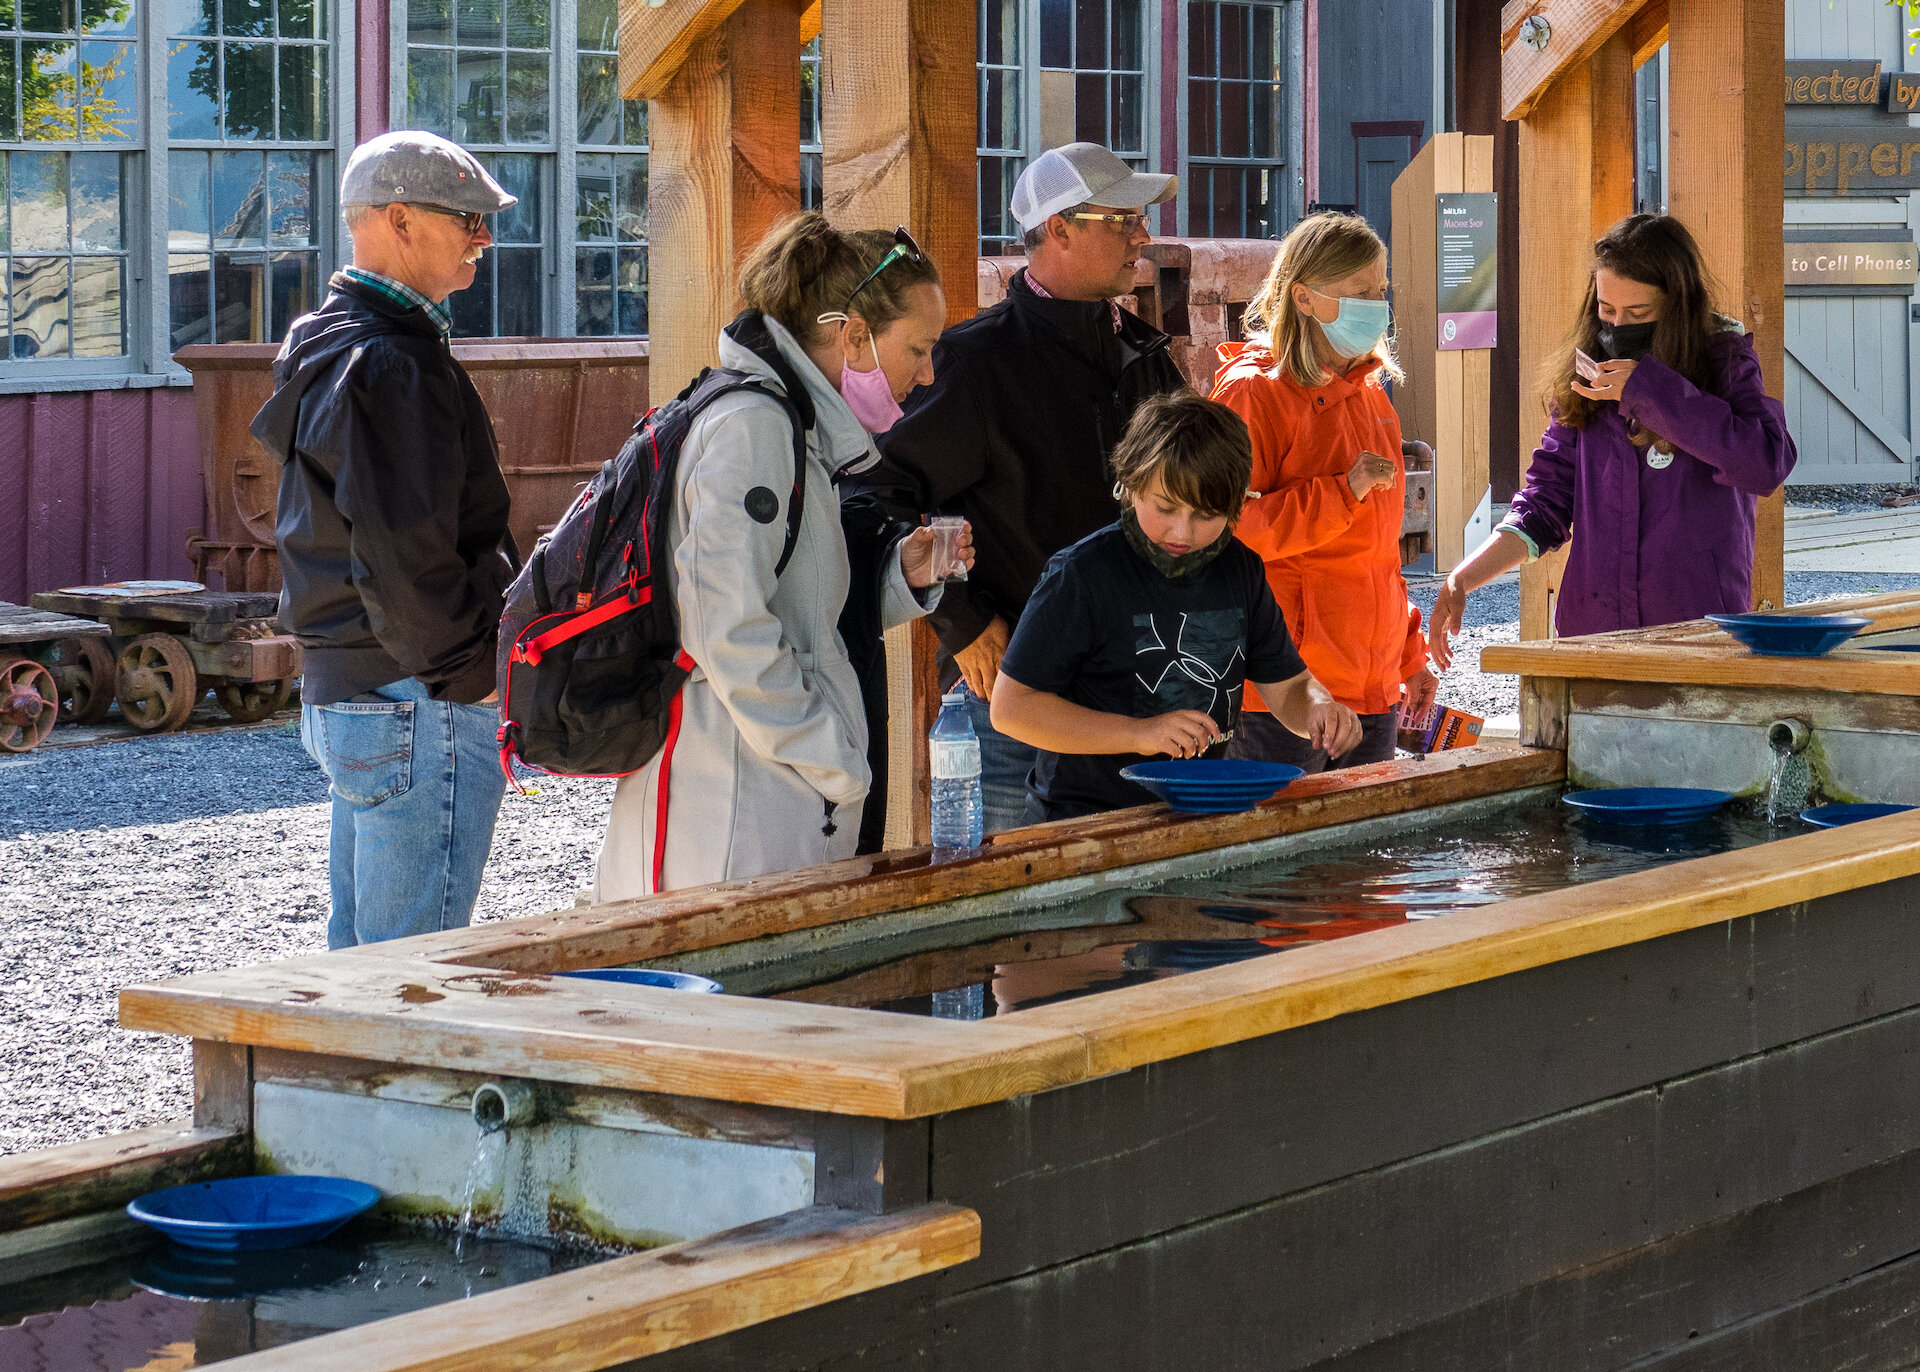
[999, 522, 1308, 820]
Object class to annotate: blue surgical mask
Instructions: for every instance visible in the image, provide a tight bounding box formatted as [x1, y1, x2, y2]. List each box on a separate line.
[1311, 289, 1391, 358]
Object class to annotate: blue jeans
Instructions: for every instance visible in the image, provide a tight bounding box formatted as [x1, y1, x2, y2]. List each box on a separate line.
[956, 683, 1035, 835]
[301, 678, 506, 949]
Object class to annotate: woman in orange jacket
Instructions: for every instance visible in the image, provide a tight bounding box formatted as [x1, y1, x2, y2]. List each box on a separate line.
[1210, 212, 1434, 771]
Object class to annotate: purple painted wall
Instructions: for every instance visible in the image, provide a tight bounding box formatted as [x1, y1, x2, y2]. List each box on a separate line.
[0, 388, 206, 606]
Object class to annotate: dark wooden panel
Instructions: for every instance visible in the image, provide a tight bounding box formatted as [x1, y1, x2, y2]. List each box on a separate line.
[934, 880, 1920, 1289]
[1322, 1140, 1920, 1371]
[1619, 1247, 1920, 1372]
[812, 1117, 930, 1214]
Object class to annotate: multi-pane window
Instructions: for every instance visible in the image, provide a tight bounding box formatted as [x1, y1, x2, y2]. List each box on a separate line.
[800, 34, 821, 211]
[978, 0, 1022, 253]
[573, 0, 644, 335]
[2, 0, 139, 361]
[1187, 1, 1287, 238]
[1039, 0, 1145, 163]
[407, 0, 553, 335]
[168, 149, 320, 346]
[4, 150, 127, 356]
[167, 0, 331, 346]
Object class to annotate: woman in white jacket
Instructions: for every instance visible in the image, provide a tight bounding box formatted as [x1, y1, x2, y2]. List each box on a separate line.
[595, 215, 963, 899]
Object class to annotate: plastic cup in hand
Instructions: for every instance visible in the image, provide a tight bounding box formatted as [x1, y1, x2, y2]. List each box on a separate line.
[929, 516, 969, 582]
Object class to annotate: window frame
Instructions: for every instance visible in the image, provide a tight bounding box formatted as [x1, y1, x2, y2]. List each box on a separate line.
[391, 0, 660, 338]
[0, 0, 353, 389]
[1178, 0, 1303, 241]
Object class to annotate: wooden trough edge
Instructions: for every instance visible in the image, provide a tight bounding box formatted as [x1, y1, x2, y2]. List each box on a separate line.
[0, 1120, 249, 1233]
[117, 812, 1920, 1119]
[211, 1202, 980, 1372]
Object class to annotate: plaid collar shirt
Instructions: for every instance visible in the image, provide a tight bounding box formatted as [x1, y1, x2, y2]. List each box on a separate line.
[341, 265, 454, 338]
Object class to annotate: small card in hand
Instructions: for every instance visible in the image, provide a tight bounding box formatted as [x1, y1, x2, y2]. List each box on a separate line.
[1573, 347, 1602, 382]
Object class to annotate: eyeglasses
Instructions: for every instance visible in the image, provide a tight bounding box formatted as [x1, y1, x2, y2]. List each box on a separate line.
[845, 225, 925, 308]
[413, 204, 487, 235]
[1065, 211, 1149, 232]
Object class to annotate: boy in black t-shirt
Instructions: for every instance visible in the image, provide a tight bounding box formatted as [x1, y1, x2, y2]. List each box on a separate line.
[991, 392, 1361, 823]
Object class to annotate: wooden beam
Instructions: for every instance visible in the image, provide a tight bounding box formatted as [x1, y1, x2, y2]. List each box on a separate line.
[1500, 0, 1655, 121]
[1666, 0, 1787, 610]
[644, 0, 804, 405]
[1627, 0, 1668, 68]
[820, 0, 978, 327]
[220, 1204, 979, 1372]
[618, 0, 750, 103]
[799, 0, 819, 44]
[1514, 28, 1636, 640]
[0, 1122, 248, 1232]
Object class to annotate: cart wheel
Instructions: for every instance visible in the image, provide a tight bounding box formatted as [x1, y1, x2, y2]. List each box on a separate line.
[51, 636, 115, 725]
[215, 677, 293, 723]
[0, 655, 58, 753]
[116, 633, 200, 733]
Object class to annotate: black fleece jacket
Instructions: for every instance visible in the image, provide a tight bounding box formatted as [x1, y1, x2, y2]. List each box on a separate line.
[250, 273, 518, 707]
[861, 270, 1185, 685]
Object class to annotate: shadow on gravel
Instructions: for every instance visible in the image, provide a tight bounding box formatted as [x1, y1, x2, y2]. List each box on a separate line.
[0, 726, 329, 837]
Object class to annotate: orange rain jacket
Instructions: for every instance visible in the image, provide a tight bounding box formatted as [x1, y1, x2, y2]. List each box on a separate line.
[1210, 340, 1427, 717]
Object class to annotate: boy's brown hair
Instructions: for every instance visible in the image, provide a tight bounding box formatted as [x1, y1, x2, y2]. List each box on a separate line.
[1109, 391, 1253, 520]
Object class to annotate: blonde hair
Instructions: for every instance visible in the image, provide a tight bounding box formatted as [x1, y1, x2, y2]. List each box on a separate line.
[736, 212, 941, 347]
[1245, 212, 1401, 388]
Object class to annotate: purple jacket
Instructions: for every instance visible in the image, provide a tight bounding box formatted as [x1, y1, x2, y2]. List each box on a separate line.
[1505, 329, 1796, 637]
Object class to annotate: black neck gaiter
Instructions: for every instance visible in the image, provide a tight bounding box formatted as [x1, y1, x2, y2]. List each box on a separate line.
[1120, 507, 1233, 579]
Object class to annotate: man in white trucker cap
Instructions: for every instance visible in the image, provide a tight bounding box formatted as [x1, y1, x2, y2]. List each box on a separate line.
[861, 143, 1184, 832]
[249, 131, 520, 949]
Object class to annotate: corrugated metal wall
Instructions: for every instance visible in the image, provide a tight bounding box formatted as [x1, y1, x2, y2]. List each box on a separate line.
[0, 388, 205, 606]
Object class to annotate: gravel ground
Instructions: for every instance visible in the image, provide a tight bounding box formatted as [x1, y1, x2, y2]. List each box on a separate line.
[6, 563, 1920, 1160]
[0, 726, 613, 1157]
[1788, 482, 1918, 514]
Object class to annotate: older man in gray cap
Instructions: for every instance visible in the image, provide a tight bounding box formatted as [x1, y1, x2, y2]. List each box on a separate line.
[863, 142, 1185, 833]
[251, 131, 521, 949]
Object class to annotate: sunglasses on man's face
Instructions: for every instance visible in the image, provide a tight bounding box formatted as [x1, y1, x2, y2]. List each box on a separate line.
[845, 225, 925, 309]
[413, 204, 487, 235]
[1065, 210, 1149, 233]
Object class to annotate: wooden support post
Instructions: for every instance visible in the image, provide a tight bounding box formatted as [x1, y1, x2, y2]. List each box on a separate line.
[1515, 30, 1636, 640]
[822, 0, 977, 845]
[813, 1117, 931, 1213]
[1666, 0, 1786, 610]
[642, 0, 805, 406]
[192, 1040, 254, 1133]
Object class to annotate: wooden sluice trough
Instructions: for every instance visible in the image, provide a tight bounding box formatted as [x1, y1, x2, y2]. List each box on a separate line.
[2, 595, 1919, 1369]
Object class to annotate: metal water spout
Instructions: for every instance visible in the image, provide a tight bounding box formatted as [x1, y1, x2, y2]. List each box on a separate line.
[471, 1079, 540, 1134]
[1768, 718, 1811, 755]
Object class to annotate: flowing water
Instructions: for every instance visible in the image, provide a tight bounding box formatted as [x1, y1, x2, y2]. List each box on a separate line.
[1765, 739, 1814, 826]
[771, 800, 1790, 1020]
[0, 1222, 605, 1371]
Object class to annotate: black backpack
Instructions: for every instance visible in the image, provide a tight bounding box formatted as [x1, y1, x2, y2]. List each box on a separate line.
[495, 311, 814, 779]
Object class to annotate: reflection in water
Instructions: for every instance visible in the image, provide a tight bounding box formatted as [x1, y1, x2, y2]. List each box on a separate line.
[0, 1223, 603, 1371]
[779, 804, 1786, 1019]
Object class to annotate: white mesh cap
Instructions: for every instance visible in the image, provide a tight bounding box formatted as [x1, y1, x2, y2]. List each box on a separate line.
[1009, 143, 1177, 234]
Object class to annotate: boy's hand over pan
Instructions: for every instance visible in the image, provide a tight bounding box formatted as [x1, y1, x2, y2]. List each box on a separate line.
[1309, 701, 1364, 759]
[1131, 710, 1225, 760]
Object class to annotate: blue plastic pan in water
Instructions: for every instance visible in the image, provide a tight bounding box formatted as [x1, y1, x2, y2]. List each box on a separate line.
[1706, 612, 1871, 657]
[1800, 802, 1917, 828]
[1119, 760, 1305, 814]
[1561, 787, 1734, 827]
[557, 968, 723, 992]
[127, 1176, 380, 1252]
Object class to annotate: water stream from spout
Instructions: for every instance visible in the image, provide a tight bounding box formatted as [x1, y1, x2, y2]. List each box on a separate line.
[1766, 737, 1813, 826]
[452, 1129, 505, 1261]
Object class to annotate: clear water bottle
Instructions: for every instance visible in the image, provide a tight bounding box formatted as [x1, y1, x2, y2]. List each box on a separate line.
[929, 691, 985, 849]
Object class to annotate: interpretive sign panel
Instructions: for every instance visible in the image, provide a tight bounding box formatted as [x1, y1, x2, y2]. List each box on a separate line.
[1436, 192, 1497, 350]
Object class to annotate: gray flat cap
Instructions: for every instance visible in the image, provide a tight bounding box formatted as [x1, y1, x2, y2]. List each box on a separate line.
[340, 130, 517, 213]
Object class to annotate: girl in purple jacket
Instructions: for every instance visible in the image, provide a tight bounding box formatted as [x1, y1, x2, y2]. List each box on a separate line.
[1429, 214, 1796, 663]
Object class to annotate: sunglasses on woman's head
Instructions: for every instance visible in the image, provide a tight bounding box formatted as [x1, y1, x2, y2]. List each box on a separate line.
[845, 226, 925, 309]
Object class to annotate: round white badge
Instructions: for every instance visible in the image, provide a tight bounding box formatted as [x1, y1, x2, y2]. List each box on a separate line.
[1646, 451, 1673, 470]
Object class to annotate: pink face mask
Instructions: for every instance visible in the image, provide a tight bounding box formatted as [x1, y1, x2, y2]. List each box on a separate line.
[818, 314, 905, 434]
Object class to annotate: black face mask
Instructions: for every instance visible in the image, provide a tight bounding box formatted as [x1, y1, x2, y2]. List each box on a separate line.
[1120, 506, 1233, 578]
[1597, 320, 1657, 362]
